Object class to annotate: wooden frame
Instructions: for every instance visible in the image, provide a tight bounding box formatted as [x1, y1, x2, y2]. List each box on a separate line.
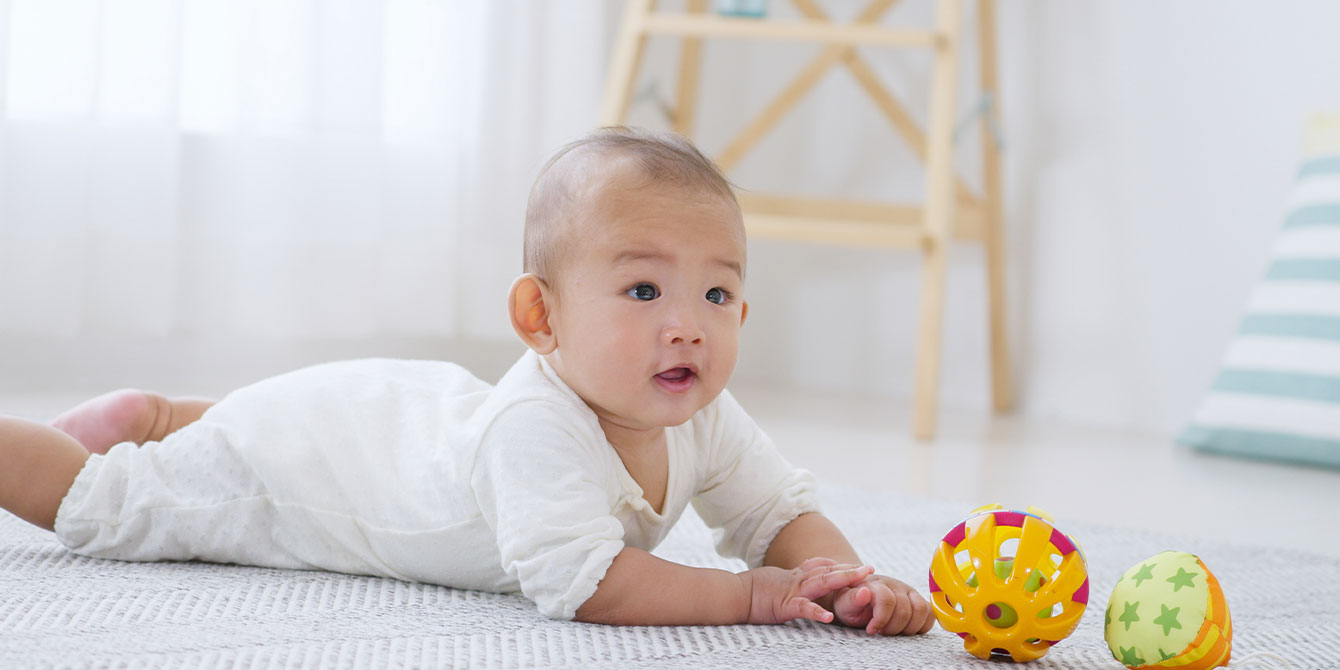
[601, 0, 1011, 439]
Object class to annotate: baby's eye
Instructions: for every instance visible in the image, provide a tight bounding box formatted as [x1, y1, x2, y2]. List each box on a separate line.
[627, 283, 660, 301]
[705, 287, 731, 305]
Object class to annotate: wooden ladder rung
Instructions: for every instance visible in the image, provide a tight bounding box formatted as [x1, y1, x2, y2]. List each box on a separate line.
[739, 193, 984, 246]
[640, 13, 942, 48]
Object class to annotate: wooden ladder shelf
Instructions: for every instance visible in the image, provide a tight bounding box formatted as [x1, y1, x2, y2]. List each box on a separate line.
[601, 0, 1012, 439]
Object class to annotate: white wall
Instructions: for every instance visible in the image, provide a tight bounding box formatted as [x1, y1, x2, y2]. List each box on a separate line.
[632, 0, 1340, 435]
[6, 1, 1339, 438]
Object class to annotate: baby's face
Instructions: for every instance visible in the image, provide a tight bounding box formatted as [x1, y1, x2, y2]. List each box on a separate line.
[545, 178, 747, 439]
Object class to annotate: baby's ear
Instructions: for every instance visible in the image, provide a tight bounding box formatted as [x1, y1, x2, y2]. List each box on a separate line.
[508, 273, 557, 354]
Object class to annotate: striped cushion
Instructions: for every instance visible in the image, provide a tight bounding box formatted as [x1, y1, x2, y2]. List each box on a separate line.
[1179, 130, 1340, 467]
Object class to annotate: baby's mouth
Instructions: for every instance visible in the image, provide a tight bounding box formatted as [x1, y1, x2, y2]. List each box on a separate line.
[654, 367, 697, 392]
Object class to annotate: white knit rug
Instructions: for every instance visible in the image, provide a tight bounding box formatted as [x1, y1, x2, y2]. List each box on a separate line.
[2, 485, 1336, 669]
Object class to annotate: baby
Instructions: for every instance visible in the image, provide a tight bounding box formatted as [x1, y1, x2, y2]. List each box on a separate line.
[0, 127, 934, 635]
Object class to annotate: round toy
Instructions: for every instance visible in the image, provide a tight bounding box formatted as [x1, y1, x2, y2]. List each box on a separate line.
[929, 504, 1089, 663]
[1105, 551, 1231, 669]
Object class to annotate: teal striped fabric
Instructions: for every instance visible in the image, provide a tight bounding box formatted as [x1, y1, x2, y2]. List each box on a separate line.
[1179, 152, 1340, 468]
[1283, 204, 1340, 229]
[1298, 155, 1340, 179]
[1238, 314, 1340, 340]
[1265, 258, 1340, 282]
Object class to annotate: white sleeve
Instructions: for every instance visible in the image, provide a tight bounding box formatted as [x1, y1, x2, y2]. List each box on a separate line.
[690, 390, 821, 568]
[470, 401, 625, 621]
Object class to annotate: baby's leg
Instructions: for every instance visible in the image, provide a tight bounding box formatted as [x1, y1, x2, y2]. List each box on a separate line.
[0, 416, 90, 531]
[51, 390, 215, 454]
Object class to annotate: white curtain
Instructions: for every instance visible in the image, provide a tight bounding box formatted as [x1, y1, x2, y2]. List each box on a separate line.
[0, 0, 614, 345]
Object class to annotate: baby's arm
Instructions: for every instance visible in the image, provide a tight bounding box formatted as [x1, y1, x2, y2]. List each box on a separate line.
[574, 546, 873, 626]
[764, 512, 935, 636]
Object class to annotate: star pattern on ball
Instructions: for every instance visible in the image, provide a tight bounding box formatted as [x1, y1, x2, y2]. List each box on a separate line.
[1104, 552, 1230, 670]
[1130, 562, 1156, 587]
[1118, 600, 1140, 631]
[1118, 646, 1146, 666]
[1153, 604, 1183, 636]
[1166, 567, 1198, 592]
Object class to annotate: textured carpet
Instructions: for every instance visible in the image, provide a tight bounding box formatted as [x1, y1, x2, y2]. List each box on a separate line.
[2, 485, 1335, 669]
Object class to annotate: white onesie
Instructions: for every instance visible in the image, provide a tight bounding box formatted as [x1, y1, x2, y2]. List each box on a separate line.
[54, 349, 819, 620]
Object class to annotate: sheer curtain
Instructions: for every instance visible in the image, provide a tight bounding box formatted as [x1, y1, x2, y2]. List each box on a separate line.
[0, 0, 613, 353]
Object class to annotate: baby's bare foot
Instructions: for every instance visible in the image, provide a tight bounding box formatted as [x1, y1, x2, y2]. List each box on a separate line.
[51, 389, 155, 454]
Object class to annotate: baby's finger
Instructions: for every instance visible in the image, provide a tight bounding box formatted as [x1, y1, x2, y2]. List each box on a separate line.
[789, 597, 835, 624]
[830, 585, 873, 630]
[802, 565, 873, 598]
[849, 585, 872, 609]
[913, 593, 936, 634]
[837, 565, 875, 587]
[883, 589, 915, 635]
[795, 557, 840, 572]
[798, 562, 857, 582]
[866, 582, 894, 635]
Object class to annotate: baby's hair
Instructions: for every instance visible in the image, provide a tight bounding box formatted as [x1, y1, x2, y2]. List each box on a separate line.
[523, 126, 739, 283]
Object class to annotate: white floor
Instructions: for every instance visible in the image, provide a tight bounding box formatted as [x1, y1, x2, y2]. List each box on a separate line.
[7, 385, 1340, 558]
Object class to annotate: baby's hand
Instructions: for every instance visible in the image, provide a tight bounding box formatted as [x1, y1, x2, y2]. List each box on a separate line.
[741, 558, 874, 625]
[831, 573, 936, 636]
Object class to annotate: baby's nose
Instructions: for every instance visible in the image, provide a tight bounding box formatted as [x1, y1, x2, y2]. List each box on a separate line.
[662, 323, 704, 346]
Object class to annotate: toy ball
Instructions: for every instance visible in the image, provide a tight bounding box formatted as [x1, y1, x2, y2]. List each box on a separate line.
[1105, 551, 1231, 669]
[929, 504, 1089, 663]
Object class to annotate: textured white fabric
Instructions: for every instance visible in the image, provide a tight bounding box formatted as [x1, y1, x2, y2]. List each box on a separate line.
[53, 350, 818, 620]
[6, 486, 1339, 669]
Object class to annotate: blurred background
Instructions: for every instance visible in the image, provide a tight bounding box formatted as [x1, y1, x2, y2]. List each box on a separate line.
[2, 0, 1338, 444]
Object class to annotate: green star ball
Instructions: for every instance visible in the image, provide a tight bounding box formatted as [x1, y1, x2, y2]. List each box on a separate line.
[1104, 551, 1211, 669]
